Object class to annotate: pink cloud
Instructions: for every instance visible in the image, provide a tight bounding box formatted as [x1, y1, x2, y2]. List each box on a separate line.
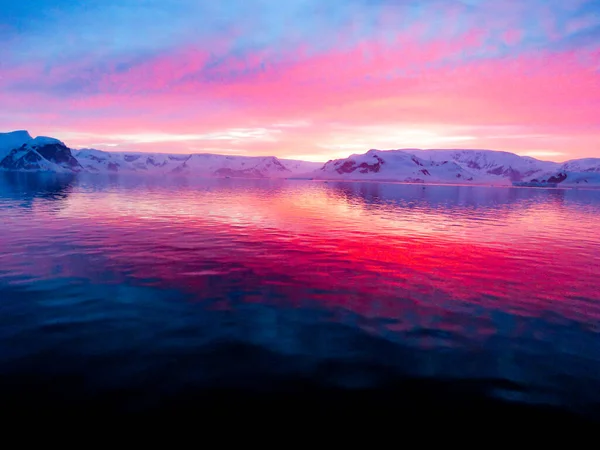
[2, 22, 599, 160]
[502, 29, 522, 46]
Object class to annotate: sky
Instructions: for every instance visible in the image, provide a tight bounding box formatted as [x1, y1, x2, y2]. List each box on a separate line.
[1, 0, 599, 162]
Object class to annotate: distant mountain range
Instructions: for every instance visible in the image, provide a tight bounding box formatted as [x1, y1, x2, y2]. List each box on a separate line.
[0, 130, 321, 178]
[2, 130, 599, 186]
[316, 149, 600, 186]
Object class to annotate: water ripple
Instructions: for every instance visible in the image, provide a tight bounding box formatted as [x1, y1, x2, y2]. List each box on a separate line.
[1, 173, 600, 415]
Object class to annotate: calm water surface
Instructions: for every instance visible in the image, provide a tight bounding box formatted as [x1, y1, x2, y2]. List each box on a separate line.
[1, 172, 599, 415]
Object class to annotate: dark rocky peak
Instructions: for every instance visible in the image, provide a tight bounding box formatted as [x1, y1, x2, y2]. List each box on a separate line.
[547, 172, 568, 183]
[411, 156, 424, 166]
[33, 142, 81, 168]
[262, 156, 289, 171]
[0, 130, 33, 148]
[168, 155, 190, 161]
[147, 157, 167, 167]
[0, 147, 44, 170]
[0, 136, 82, 172]
[487, 165, 523, 181]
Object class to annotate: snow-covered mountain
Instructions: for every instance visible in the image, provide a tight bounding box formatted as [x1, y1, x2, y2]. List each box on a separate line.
[0, 130, 34, 160]
[73, 149, 322, 177]
[315, 148, 600, 186]
[316, 149, 476, 183]
[277, 159, 324, 174]
[0, 135, 82, 172]
[415, 149, 560, 182]
[74, 149, 189, 174]
[170, 154, 291, 177]
[1, 130, 599, 186]
[558, 158, 600, 173]
[0, 130, 322, 178]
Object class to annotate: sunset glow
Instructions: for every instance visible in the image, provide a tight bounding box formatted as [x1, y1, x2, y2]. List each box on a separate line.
[1, 1, 599, 160]
[2, 177, 599, 325]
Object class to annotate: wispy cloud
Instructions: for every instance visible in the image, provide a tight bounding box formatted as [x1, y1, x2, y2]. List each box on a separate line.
[1, 0, 599, 160]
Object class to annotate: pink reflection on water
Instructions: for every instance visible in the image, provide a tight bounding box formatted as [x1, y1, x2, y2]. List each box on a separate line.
[1, 180, 599, 331]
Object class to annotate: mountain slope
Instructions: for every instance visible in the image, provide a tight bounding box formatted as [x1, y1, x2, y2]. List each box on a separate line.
[529, 158, 600, 186]
[415, 149, 560, 182]
[1, 137, 82, 172]
[74, 149, 322, 177]
[317, 149, 476, 183]
[73, 149, 188, 174]
[315, 148, 600, 186]
[172, 154, 291, 177]
[559, 158, 600, 173]
[0, 130, 33, 160]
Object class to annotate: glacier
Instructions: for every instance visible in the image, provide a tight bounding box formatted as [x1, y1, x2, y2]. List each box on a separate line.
[1, 131, 599, 186]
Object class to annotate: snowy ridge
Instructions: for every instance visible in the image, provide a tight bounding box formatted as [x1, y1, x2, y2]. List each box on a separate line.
[415, 149, 560, 182]
[315, 148, 600, 186]
[1, 130, 599, 186]
[316, 149, 475, 183]
[0, 134, 81, 172]
[0, 130, 33, 160]
[171, 154, 290, 177]
[73, 149, 322, 178]
[74, 149, 188, 174]
[559, 159, 600, 173]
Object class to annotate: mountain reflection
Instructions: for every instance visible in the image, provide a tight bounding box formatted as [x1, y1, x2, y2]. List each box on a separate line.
[325, 181, 574, 210]
[0, 172, 75, 210]
[1, 177, 599, 326]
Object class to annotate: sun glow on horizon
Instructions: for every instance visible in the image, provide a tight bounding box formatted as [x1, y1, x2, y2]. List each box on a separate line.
[48, 126, 577, 163]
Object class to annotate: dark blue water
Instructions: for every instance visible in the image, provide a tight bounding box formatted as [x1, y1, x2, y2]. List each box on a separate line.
[1, 172, 599, 422]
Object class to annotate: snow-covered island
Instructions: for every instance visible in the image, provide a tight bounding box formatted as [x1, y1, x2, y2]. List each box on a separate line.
[1, 130, 599, 187]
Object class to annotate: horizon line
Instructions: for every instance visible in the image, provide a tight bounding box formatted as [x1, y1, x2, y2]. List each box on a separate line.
[0, 129, 586, 164]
